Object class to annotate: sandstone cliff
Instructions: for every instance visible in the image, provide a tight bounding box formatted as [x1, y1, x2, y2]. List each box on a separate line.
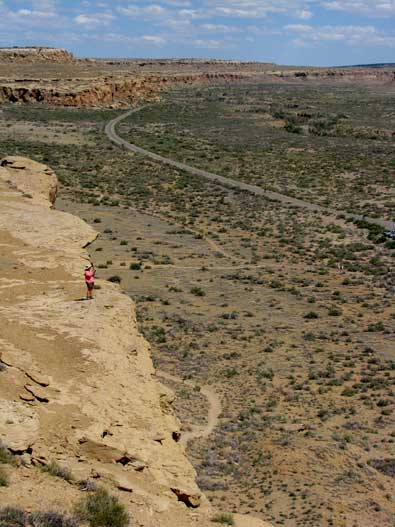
[0, 72, 245, 107]
[0, 47, 74, 64]
[0, 157, 270, 527]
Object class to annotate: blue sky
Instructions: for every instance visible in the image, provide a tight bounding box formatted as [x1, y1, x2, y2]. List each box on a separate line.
[0, 0, 394, 65]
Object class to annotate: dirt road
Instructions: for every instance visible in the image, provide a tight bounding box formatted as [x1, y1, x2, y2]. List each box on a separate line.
[105, 108, 395, 231]
[156, 370, 221, 444]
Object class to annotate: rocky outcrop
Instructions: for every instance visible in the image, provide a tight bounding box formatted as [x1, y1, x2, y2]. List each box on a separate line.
[0, 157, 271, 527]
[0, 47, 74, 64]
[0, 156, 58, 206]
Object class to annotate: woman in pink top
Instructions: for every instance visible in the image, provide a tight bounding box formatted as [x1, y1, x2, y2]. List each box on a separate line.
[84, 263, 96, 300]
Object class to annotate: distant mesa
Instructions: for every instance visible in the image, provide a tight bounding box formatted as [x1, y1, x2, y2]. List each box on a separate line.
[0, 46, 75, 63]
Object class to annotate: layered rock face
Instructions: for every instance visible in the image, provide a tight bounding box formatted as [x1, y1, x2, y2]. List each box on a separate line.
[0, 47, 74, 63]
[0, 72, 245, 107]
[0, 157, 272, 527]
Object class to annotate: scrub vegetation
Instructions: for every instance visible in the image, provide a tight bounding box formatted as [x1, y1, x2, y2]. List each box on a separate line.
[1, 79, 395, 527]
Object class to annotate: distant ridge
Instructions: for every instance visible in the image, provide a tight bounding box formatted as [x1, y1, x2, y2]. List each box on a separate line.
[338, 63, 395, 69]
[0, 47, 74, 63]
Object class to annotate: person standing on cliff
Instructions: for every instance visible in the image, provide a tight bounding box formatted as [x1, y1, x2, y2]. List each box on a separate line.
[84, 263, 96, 300]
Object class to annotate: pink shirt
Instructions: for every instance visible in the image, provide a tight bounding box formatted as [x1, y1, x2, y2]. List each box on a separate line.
[84, 270, 95, 283]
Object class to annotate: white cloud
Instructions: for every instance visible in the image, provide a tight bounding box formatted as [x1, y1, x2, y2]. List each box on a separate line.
[117, 1, 319, 22]
[297, 9, 312, 19]
[285, 22, 395, 46]
[74, 12, 115, 27]
[178, 8, 205, 18]
[117, 3, 169, 18]
[321, 0, 395, 16]
[201, 23, 240, 32]
[31, 0, 56, 10]
[198, 0, 317, 19]
[75, 14, 93, 24]
[193, 38, 230, 48]
[213, 6, 268, 17]
[145, 4, 166, 14]
[285, 23, 313, 31]
[142, 34, 167, 43]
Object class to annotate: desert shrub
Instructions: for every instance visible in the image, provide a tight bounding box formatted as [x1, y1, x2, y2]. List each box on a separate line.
[30, 511, 79, 527]
[120, 240, 128, 246]
[129, 262, 141, 270]
[0, 443, 15, 465]
[367, 321, 385, 332]
[0, 467, 9, 487]
[328, 307, 342, 316]
[190, 287, 206, 297]
[304, 311, 319, 319]
[151, 326, 166, 343]
[0, 507, 27, 527]
[368, 459, 395, 477]
[284, 120, 303, 134]
[211, 513, 234, 525]
[341, 388, 356, 397]
[308, 116, 338, 136]
[41, 461, 73, 482]
[107, 275, 122, 284]
[74, 488, 129, 527]
[0, 509, 79, 527]
[78, 479, 98, 492]
[353, 220, 385, 243]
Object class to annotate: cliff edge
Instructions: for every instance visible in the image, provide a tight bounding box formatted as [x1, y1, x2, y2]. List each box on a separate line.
[0, 157, 271, 527]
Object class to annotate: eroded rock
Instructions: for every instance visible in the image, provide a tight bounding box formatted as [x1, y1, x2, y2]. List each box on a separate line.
[25, 371, 50, 387]
[78, 437, 147, 470]
[0, 401, 39, 452]
[24, 384, 49, 403]
[171, 487, 201, 508]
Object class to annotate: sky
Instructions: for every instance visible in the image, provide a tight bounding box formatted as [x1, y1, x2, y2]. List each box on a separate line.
[0, 0, 394, 66]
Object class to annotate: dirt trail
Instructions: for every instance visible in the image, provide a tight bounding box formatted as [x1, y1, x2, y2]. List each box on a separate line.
[105, 107, 395, 232]
[156, 370, 221, 444]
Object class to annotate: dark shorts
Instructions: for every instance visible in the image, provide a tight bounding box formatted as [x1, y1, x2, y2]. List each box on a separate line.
[86, 282, 94, 290]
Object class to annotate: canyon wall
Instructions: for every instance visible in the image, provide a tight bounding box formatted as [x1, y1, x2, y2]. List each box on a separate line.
[0, 72, 245, 107]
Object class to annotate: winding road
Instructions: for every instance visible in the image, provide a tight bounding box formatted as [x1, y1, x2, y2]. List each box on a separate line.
[105, 107, 395, 231]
